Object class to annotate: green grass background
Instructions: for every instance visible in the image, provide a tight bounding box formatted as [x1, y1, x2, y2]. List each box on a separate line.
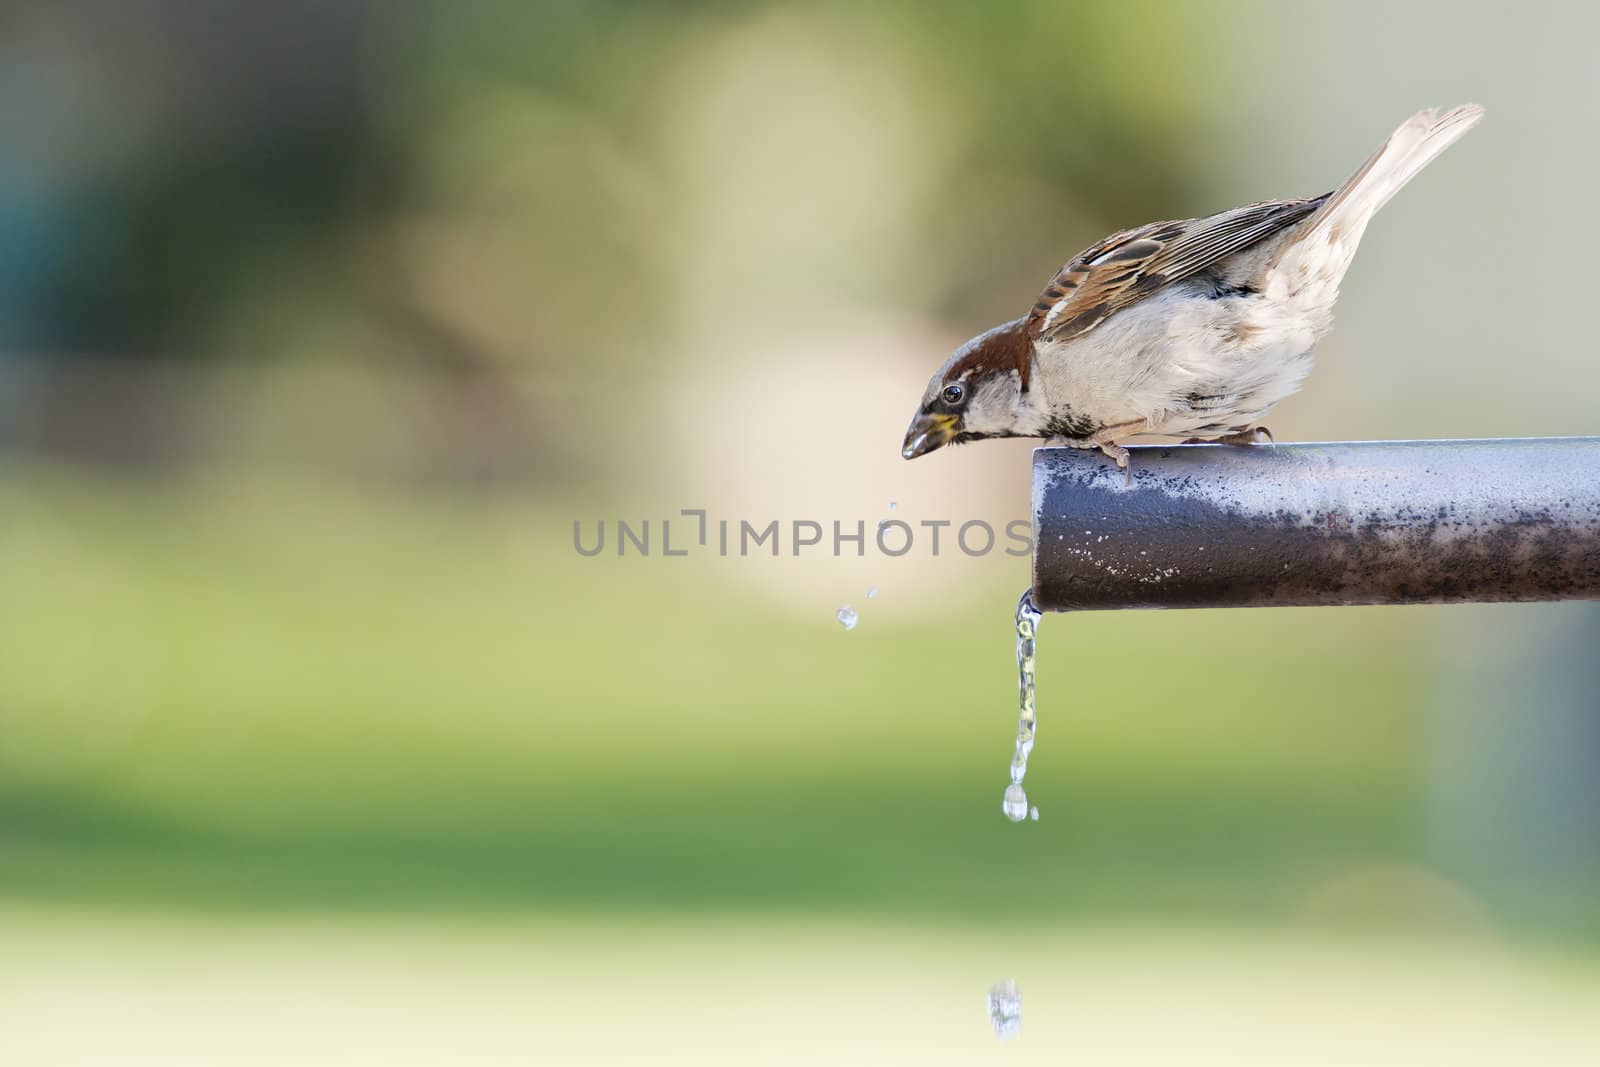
[1, 464, 1447, 924]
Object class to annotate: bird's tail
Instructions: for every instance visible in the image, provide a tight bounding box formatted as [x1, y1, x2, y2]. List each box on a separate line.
[1309, 104, 1483, 242]
[1268, 105, 1483, 297]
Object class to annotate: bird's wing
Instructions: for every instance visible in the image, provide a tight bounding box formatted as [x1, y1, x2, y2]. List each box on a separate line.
[1027, 197, 1327, 344]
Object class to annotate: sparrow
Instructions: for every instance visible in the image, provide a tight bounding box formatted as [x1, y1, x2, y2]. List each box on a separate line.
[901, 105, 1483, 475]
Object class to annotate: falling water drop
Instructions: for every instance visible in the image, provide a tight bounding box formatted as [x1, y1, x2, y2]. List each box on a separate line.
[888, 501, 897, 511]
[1002, 783, 1028, 822]
[865, 586, 878, 599]
[1029, 806, 1039, 821]
[986, 979, 1022, 1040]
[836, 605, 859, 631]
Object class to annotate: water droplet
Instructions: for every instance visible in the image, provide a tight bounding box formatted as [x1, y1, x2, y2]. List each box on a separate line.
[1002, 783, 1028, 822]
[888, 501, 897, 511]
[836, 605, 858, 631]
[865, 586, 878, 599]
[1029, 806, 1039, 821]
[986, 979, 1022, 1040]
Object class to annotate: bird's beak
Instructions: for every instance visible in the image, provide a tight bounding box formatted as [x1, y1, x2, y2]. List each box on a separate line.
[902, 412, 959, 460]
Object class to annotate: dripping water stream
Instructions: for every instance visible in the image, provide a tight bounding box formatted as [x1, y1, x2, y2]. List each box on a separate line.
[986, 590, 1042, 1037]
[1002, 588, 1041, 823]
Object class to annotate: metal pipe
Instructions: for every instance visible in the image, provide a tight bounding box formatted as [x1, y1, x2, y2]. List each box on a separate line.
[1031, 437, 1600, 612]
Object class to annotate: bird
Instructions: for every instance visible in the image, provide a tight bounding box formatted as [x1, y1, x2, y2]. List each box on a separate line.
[901, 105, 1484, 477]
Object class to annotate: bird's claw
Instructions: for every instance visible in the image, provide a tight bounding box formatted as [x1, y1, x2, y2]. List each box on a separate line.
[1099, 442, 1132, 485]
[1183, 426, 1274, 446]
[1218, 425, 1274, 445]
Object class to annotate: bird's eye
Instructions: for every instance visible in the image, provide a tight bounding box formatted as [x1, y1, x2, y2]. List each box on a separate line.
[941, 383, 965, 406]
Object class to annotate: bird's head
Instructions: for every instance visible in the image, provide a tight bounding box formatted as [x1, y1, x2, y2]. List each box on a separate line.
[901, 316, 1036, 459]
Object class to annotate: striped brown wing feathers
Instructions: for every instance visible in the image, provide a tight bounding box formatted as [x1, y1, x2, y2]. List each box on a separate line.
[1026, 196, 1328, 344]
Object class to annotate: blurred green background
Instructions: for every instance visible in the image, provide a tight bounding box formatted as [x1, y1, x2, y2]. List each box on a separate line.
[2, 2, 1598, 1063]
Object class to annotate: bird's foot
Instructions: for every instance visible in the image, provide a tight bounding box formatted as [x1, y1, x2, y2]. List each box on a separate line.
[1042, 422, 1142, 485]
[1089, 420, 1145, 485]
[1098, 441, 1132, 485]
[1219, 425, 1274, 445]
[1183, 426, 1274, 446]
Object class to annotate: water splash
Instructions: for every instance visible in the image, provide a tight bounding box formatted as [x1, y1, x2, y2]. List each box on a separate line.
[1002, 589, 1042, 822]
[836, 605, 859, 631]
[986, 978, 1022, 1040]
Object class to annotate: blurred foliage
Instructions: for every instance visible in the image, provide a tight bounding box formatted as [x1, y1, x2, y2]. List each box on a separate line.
[2, 1, 1221, 371]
